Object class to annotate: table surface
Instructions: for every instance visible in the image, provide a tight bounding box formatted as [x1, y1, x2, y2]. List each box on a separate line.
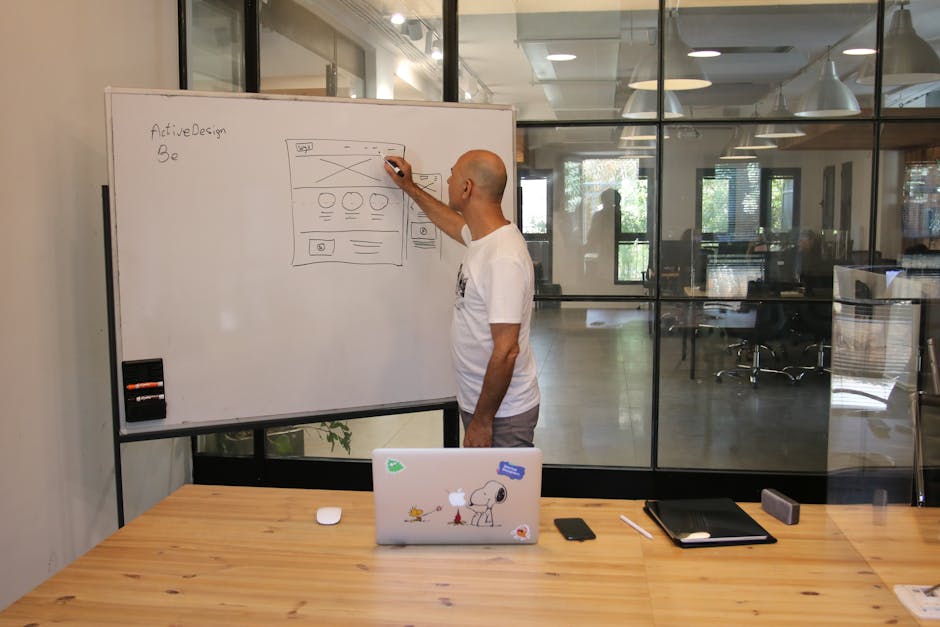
[3, 484, 938, 626]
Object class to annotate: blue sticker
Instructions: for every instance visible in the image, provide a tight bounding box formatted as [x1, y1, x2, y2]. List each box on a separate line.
[497, 461, 526, 480]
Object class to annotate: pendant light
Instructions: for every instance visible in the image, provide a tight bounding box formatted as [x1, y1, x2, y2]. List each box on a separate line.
[619, 125, 669, 141]
[618, 139, 657, 150]
[795, 50, 861, 118]
[857, 1, 940, 86]
[720, 145, 757, 160]
[719, 130, 757, 160]
[734, 127, 776, 150]
[755, 86, 806, 138]
[628, 11, 711, 91]
[621, 89, 684, 119]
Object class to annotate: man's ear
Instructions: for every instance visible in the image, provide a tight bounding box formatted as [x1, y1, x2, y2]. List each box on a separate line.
[462, 178, 473, 199]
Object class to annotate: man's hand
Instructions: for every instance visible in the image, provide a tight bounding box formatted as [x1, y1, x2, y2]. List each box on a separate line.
[463, 416, 493, 447]
[383, 155, 413, 189]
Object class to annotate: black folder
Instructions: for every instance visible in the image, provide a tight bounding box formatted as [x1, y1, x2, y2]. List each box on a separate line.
[643, 498, 777, 548]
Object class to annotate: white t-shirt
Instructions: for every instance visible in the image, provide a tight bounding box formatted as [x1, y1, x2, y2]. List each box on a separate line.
[452, 224, 540, 417]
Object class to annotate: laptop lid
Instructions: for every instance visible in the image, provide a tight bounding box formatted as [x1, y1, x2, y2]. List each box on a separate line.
[372, 447, 543, 545]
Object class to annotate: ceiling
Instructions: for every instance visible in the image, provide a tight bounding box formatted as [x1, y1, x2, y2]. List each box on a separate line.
[259, 0, 940, 150]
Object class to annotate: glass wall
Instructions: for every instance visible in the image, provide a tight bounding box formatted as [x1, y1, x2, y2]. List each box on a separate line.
[187, 1, 940, 498]
[186, 0, 245, 91]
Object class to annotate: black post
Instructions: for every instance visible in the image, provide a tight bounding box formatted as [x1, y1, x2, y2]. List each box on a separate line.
[245, 0, 261, 93]
[442, 0, 458, 102]
[102, 185, 126, 527]
[443, 401, 461, 447]
[177, 0, 188, 89]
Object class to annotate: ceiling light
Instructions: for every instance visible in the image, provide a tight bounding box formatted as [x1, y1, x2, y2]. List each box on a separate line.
[735, 127, 776, 150]
[621, 90, 684, 119]
[688, 50, 721, 58]
[794, 54, 861, 118]
[618, 139, 656, 150]
[628, 11, 711, 91]
[619, 126, 667, 141]
[719, 131, 756, 160]
[400, 19, 423, 41]
[720, 147, 756, 160]
[429, 37, 443, 61]
[390, 12, 405, 25]
[755, 87, 806, 138]
[843, 48, 876, 56]
[546, 53, 577, 62]
[857, 2, 940, 86]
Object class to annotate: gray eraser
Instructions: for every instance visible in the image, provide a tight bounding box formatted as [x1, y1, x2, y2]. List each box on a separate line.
[761, 488, 800, 525]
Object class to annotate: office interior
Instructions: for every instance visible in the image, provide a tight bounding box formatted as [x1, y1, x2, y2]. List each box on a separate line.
[3, 0, 940, 611]
[185, 0, 940, 507]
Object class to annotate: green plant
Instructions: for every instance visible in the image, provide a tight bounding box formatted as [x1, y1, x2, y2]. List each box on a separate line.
[211, 421, 353, 457]
[312, 420, 352, 454]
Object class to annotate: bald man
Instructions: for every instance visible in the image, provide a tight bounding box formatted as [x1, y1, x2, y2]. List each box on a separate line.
[385, 150, 540, 448]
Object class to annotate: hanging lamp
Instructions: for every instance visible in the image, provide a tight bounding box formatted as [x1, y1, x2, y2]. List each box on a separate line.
[795, 50, 861, 118]
[628, 11, 711, 91]
[755, 87, 806, 138]
[857, 1, 940, 86]
[621, 89, 684, 119]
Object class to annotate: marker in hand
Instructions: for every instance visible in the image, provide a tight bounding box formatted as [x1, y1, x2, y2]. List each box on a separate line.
[385, 158, 404, 177]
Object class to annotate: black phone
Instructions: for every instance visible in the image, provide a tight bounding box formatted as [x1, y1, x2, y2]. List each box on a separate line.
[554, 517, 596, 541]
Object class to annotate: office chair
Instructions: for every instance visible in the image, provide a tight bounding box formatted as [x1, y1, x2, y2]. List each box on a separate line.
[785, 303, 831, 381]
[715, 280, 796, 388]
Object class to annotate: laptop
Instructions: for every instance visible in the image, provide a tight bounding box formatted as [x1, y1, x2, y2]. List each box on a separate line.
[371, 447, 543, 545]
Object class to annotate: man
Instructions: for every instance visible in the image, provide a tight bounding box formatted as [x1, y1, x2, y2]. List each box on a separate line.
[384, 150, 540, 447]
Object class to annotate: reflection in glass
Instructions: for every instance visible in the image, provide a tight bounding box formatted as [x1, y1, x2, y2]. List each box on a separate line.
[186, 0, 245, 92]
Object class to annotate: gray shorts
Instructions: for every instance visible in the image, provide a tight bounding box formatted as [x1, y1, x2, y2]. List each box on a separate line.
[459, 405, 539, 448]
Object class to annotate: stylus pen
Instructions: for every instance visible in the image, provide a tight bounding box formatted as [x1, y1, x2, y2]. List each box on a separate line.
[620, 514, 653, 540]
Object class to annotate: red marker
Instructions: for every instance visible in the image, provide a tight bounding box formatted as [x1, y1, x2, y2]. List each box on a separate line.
[126, 381, 164, 391]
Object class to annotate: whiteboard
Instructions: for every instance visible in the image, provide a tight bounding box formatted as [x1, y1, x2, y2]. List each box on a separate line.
[105, 88, 515, 436]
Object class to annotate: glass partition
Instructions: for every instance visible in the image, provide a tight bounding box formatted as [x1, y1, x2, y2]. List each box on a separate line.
[186, 1, 938, 501]
[459, 1, 878, 122]
[877, 0, 940, 116]
[186, 0, 245, 91]
[661, 122, 874, 302]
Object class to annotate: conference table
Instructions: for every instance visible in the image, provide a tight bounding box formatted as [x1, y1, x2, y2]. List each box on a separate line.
[2, 485, 938, 626]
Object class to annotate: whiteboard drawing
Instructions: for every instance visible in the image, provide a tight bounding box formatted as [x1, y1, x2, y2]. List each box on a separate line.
[287, 139, 407, 266]
[408, 173, 443, 257]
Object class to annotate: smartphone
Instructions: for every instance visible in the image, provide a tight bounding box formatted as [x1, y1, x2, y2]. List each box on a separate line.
[554, 517, 596, 541]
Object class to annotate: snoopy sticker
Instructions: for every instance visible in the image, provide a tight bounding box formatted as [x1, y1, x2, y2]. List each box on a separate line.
[466, 480, 507, 527]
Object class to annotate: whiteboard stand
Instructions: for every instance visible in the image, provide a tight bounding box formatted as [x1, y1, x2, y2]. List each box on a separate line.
[103, 186, 459, 526]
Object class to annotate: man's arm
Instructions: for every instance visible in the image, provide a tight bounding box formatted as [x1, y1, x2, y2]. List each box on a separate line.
[384, 157, 466, 243]
[464, 322, 520, 447]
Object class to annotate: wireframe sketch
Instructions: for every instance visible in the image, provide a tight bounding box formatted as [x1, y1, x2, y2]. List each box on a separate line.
[286, 139, 442, 266]
[408, 173, 443, 256]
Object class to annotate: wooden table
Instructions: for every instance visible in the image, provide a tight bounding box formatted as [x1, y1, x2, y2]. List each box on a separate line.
[3, 485, 938, 626]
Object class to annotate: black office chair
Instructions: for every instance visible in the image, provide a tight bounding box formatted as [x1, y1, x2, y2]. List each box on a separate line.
[715, 281, 796, 388]
[785, 303, 831, 381]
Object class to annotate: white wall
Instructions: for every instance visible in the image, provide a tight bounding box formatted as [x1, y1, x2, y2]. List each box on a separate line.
[0, 1, 188, 610]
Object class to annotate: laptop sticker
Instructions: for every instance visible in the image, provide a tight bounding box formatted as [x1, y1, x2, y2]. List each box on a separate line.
[512, 524, 532, 542]
[497, 461, 526, 480]
[385, 457, 405, 473]
[406, 504, 442, 523]
[467, 480, 507, 527]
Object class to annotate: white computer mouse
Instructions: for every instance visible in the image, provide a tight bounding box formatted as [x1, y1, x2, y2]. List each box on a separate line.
[316, 506, 342, 525]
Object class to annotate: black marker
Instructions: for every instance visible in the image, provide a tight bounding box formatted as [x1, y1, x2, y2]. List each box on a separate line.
[385, 158, 405, 177]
